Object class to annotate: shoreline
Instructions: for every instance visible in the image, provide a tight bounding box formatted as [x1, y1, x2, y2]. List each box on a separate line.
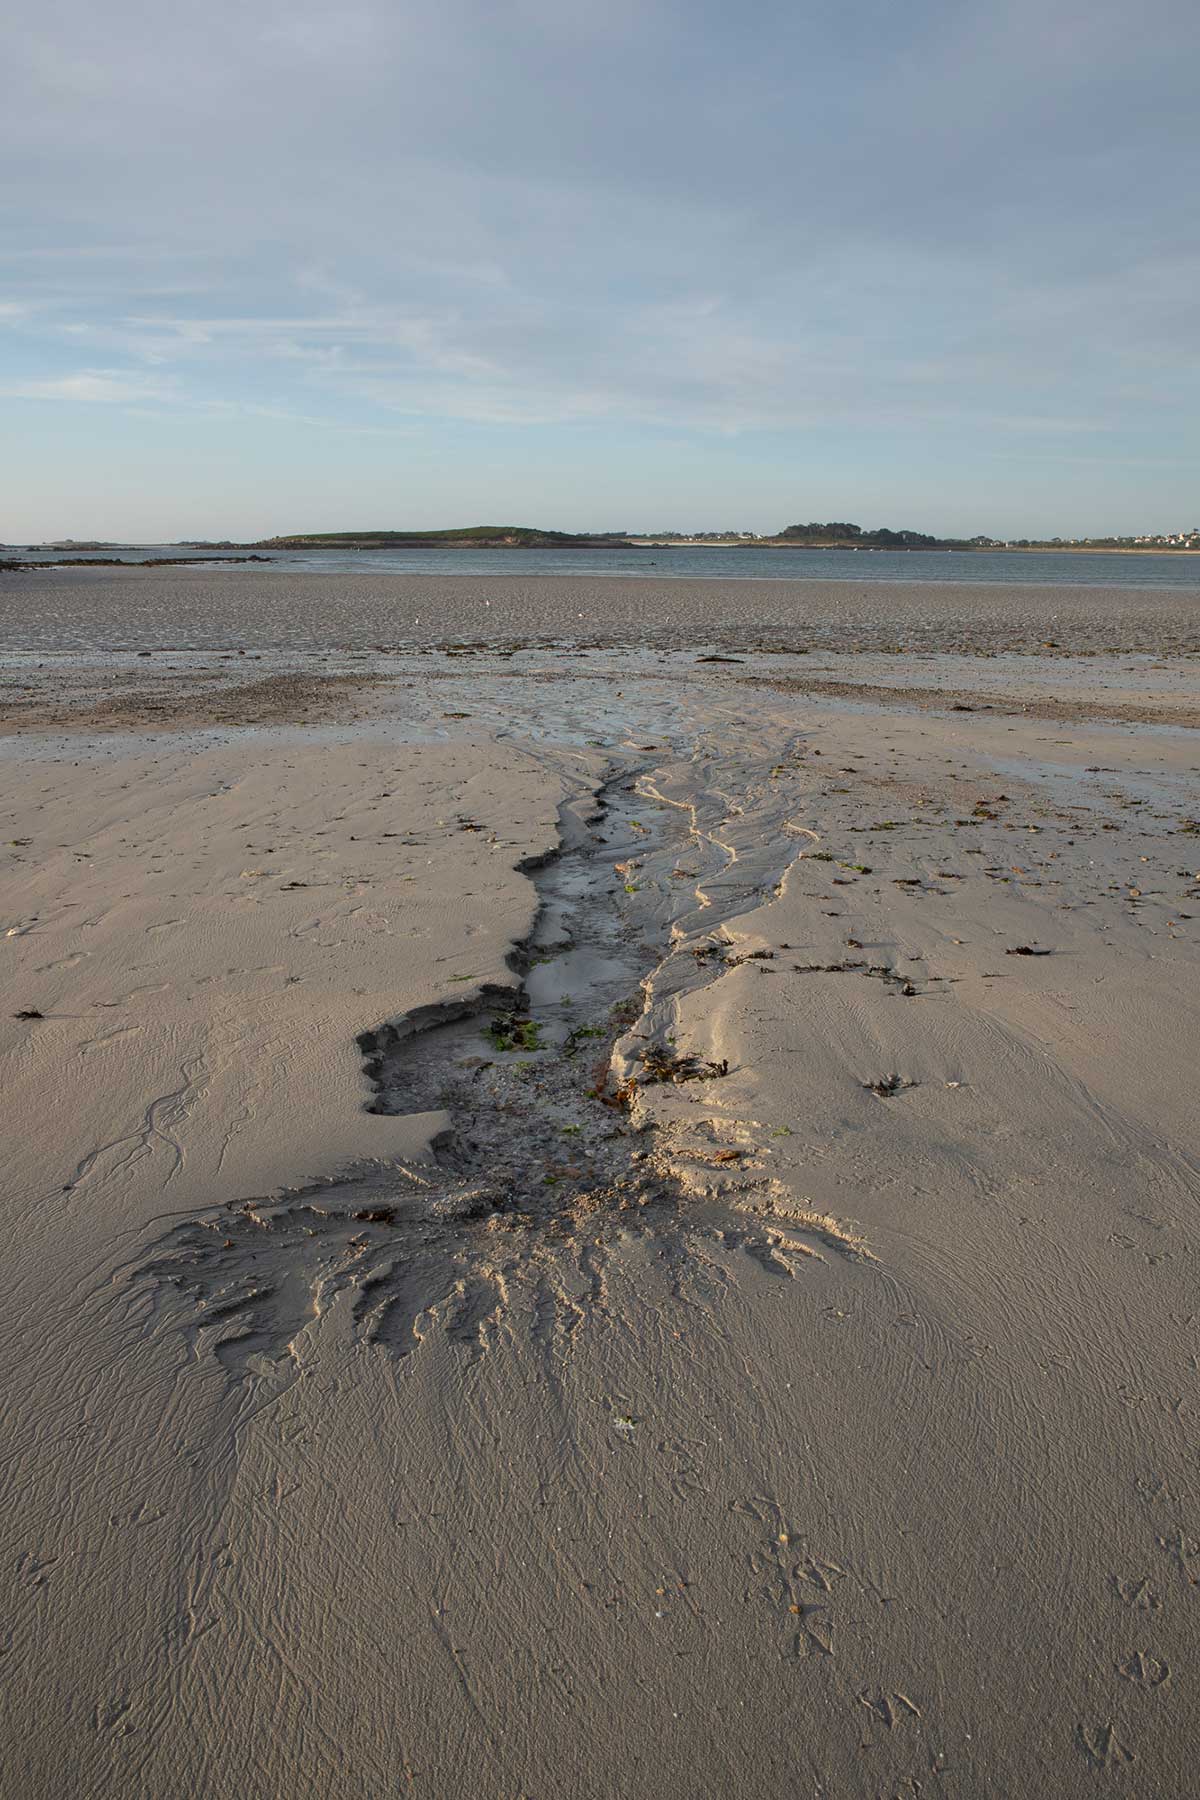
[8, 543, 1199, 560]
[630, 539, 1200, 554]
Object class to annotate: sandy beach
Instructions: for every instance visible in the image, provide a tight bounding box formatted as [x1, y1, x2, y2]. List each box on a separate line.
[1, 570, 1198, 1796]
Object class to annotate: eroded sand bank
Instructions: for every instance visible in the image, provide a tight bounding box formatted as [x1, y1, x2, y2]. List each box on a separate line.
[1, 625, 1198, 1797]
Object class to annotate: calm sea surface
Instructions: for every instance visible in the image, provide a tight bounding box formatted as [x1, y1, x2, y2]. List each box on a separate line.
[9, 544, 1200, 590]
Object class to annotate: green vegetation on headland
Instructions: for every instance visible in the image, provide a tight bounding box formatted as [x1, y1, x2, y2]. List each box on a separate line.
[257, 522, 973, 551]
[772, 522, 959, 547]
[255, 525, 631, 549]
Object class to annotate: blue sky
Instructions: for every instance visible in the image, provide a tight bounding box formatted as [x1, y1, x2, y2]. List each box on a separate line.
[3, 0, 1198, 540]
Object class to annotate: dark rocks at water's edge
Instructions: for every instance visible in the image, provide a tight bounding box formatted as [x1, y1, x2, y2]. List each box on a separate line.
[0, 554, 274, 572]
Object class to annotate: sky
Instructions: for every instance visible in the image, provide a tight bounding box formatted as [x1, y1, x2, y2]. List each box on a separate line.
[3, 0, 1198, 541]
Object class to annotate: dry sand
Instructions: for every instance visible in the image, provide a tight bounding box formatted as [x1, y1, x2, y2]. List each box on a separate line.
[1, 582, 1198, 1797]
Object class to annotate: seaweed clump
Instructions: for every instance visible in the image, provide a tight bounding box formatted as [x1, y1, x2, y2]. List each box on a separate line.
[639, 1045, 730, 1085]
[485, 1013, 543, 1053]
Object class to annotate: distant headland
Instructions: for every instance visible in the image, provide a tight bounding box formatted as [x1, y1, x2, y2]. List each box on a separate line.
[4, 522, 1199, 567]
[255, 521, 1200, 553]
[630, 521, 1200, 552]
[254, 526, 631, 549]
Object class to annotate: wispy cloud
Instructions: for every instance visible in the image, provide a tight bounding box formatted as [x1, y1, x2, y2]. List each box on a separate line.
[0, 369, 181, 404]
[2, 0, 1198, 532]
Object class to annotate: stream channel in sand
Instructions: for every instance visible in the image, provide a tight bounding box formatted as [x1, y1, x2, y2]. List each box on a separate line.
[135, 738, 840, 1380]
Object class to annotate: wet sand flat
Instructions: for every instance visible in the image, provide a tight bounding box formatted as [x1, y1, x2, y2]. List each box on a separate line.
[1, 595, 1198, 1797]
[2, 560, 1199, 655]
